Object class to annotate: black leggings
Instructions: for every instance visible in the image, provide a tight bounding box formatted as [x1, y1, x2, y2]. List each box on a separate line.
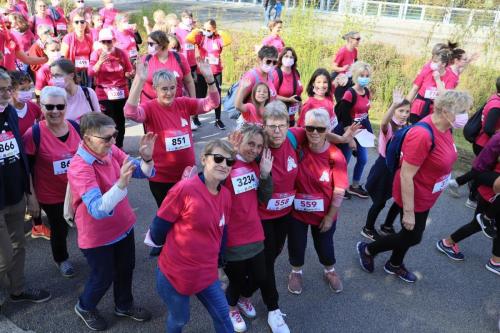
[365, 201, 401, 230]
[195, 73, 222, 120]
[367, 206, 429, 266]
[260, 215, 289, 311]
[100, 99, 126, 148]
[455, 143, 483, 199]
[451, 196, 500, 257]
[148, 181, 176, 207]
[40, 202, 69, 263]
[224, 250, 267, 307]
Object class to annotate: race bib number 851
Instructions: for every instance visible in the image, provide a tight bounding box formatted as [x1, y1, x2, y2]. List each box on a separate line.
[165, 134, 191, 151]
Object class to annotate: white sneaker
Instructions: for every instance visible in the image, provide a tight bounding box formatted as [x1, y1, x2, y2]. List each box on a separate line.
[268, 309, 290, 333]
[465, 198, 477, 210]
[237, 298, 256, 318]
[447, 179, 460, 198]
[229, 310, 247, 332]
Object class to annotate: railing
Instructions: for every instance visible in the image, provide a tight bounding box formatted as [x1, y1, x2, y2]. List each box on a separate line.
[221, 0, 499, 27]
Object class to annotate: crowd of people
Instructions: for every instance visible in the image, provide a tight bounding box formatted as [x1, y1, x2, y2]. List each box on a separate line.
[0, 0, 498, 332]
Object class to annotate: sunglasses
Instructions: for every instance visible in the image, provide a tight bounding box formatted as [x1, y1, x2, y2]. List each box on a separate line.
[100, 40, 113, 44]
[74, 20, 86, 25]
[305, 126, 327, 134]
[147, 42, 157, 47]
[92, 131, 118, 143]
[43, 103, 65, 111]
[205, 153, 236, 167]
[264, 59, 278, 66]
[76, 0, 84, 2]
[351, 37, 361, 41]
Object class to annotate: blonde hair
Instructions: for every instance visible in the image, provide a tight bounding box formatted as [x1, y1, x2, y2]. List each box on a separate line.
[201, 139, 236, 160]
[153, 9, 166, 23]
[351, 61, 372, 84]
[434, 90, 473, 115]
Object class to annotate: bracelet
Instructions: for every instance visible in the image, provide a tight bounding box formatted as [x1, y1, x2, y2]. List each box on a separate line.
[207, 80, 216, 86]
[143, 158, 153, 163]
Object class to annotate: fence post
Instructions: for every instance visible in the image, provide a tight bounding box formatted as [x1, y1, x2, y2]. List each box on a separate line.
[420, 6, 425, 21]
[443, 7, 452, 24]
[494, 9, 500, 28]
[467, 10, 474, 26]
[320, 0, 325, 11]
[377, 2, 382, 17]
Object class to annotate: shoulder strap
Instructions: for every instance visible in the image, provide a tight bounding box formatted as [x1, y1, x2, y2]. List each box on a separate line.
[414, 122, 435, 151]
[292, 69, 297, 96]
[348, 86, 357, 106]
[67, 119, 81, 137]
[171, 51, 185, 75]
[145, 54, 153, 63]
[250, 68, 260, 84]
[32, 122, 41, 154]
[286, 130, 297, 150]
[276, 67, 283, 92]
[364, 87, 370, 99]
[81, 87, 95, 112]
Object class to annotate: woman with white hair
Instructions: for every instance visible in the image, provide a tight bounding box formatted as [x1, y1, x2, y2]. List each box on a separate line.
[22, 86, 81, 278]
[287, 108, 348, 295]
[125, 59, 220, 206]
[357, 90, 473, 283]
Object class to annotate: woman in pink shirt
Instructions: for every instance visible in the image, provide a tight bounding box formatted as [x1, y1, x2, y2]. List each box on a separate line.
[112, 13, 140, 64]
[99, 0, 119, 28]
[29, 0, 56, 37]
[235, 80, 271, 126]
[262, 19, 285, 55]
[90, 13, 104, 42]
[8, 12, 35, 53]
[331, 31, 360, 105]
[89, 28, 134, 148]
[125, 59, 220, 207]
[68, 112, 156, 331]
[23, 86, 81, 279]
[61, 10, 94, 87]
[35, 37, 61, 96]
[49, 0, 68, 35]
[175, 10, 197, 78]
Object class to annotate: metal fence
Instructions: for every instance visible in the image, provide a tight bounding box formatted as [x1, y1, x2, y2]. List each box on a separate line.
[221, 0, 499, 27]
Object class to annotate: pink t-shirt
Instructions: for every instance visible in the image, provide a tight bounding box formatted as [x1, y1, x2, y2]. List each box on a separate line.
[225, 159, 265, 247]
[62, 32, 93, 71]
[342, 88, 371, 125]
[192, 33, 224, 75]
[0, 33, 21, 71]
[140, 52, 191, 101]
[241, 68, 277, 102]
[17, 102, 42, 135]
[272, 69, 303, 99]
[11, 30, 35, 52]
[476, 94, 500, 147]
[333, 46, 358, 74]
[35, 64, 52, 92]
[378, 124, 393, 157]
[52, 6, 68, 33]
[29, 15, 55, 37]
[23, 120, 80, 204]
[297, 96, 337, 129]
[392, 116, 457, 212]
[158, 176, 232, 295]
[99, 7, 119, 28]
[241, 103, 263, 125]
[89, 48, 133, 100]
[113, 28, 138, 59]
[175, 26, 196, 67]
[65, 86, 101, 122]
[262, 35, 285, 54]
[69, 144, 136, 249]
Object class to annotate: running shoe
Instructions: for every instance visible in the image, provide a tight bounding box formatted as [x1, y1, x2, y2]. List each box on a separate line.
[436, 239, 464, 261]
[447, 179, 461, 198]
[267, 309, 290, 333]
[343, 191, 352, 200]
[58, 260, 75, 278]
[193, 117, 202, 127]
[476, 214, 497, 239]
[10, 288, 51, 303]
[380, 225, 396, 236]
[383, 261, 417, 283]
[465, 198, 477, 210]
[229, 310, 247, 332]
[190, 119, 198, 131]
[75, 302, 107, 331]
[287, 271, 303, 295]
[356, 242, 374, 273]
[215, 119, 226, 130]
[114, 305, 151, 322]
[31, 224, 51, 240]
[361, 227, 379, 241]
[324, 270, 343, 293]
[237, 298, 256, 318]
[485, 259, 500, 276]
[347, 185, 369, 198]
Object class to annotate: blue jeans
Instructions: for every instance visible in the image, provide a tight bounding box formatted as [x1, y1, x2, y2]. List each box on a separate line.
[264, 5, 273, 26]
[156, 269, 233, 333]
[340, 140, 368, 183]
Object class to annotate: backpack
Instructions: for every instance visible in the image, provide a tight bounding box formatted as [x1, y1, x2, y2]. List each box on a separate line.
[222, 69, 261, 120]
[463, 103, 486, 144]
[385, 122, 435, 175]
[276, 67, 299, 98]
[142, 52, 185, 100]
[81, 86, 95, 112]
[32, 119, 80, 153]
[287, 130, 337, 168]
[347, 86, 370, 108]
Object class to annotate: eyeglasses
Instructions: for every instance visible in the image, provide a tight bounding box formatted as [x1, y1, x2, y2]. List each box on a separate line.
[264, 59, 278, 66]
[0, 86, 13, 94]
[305, 126, 327, 134]
[265, 124, 287, 132]
[76, 0, 84, 2]
[100, 40, 113, 44]
[351, 37, 361, 41]
[205, 153, 236, 167]
[92, 131, 118, 143]
[43, 103, 65, 111]
[147, 42, 157, 47]
[73, 20, 86, 25]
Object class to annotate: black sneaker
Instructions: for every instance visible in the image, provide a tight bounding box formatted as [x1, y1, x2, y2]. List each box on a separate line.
[215, 119, 226, 130]
[383, 261, 417, 283]
[360, 227, 379, 241]
[193, 117, 202, 127]
[343, 191, 352, 200]
[356, 242, 374, 273]
[75, 302, 107, 331]
[10, 288, 51, 303]
[114, 305, 152, 322]
[380, 225, 396, 236]
[347, 185, 369, 199]
[476, 214, 497, 239]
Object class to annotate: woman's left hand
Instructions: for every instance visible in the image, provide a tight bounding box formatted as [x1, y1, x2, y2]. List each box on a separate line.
[27, 194, 40, 218]
[139, 132, 157, 161]
[197, 60, 215, 82]
[343, 122, 362, 142]
[259, 148, 274, 178]
[319, 215, 334, 233]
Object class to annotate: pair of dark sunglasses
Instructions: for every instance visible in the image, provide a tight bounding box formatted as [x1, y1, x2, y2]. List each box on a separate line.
[92, 131, 118, 143]
[74, 20, 86, 25]
[101, 40, 113, 44]
[205, 153, 235, 166]
[43, 104, 65, 111]
[264, 59, 278, 66]
[351, 37, 361, 41]
[305, 126, 327, 134]
[147, 42, 157, 47]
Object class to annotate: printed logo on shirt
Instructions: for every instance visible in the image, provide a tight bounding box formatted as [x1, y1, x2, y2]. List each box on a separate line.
[366, 100, 371, 107]
[219, 214, 225, 227]
[453, 143, 457, 153]
[319, 170, 330, 182]
[181, 118, 188, 127]
[287, 156, 297, 172]
[173, 71, 180, 78]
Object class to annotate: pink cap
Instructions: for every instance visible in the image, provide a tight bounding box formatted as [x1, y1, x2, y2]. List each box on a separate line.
[98, 28, 114, 41]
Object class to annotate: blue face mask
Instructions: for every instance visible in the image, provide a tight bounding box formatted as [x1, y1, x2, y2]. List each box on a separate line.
[358, 77, 370, 87]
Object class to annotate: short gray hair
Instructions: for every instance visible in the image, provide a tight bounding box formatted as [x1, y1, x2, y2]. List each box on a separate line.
[0, 70, 11, 84]
[202, 139, 236, 160]
[263, 100, 289, 125]
[304, 108, 331, 129]
[80, 113, 116, 136]
[434, 90, 473, 115]
[40, 86, 67, 105]
[152, 70, 177, 88]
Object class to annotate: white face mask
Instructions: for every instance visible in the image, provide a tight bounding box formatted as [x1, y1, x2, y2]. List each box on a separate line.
[17, 90, 34, 103]
[51, 77, 66, 88]
[282, 58, 294, 67]
[202, 30, 213, 37]
[147, 44, 158, 55]
[452, 113, 468, 129]
[182, 18, 192, 26]
[261, 64, 273, 73]
[430, 62, 439, 71]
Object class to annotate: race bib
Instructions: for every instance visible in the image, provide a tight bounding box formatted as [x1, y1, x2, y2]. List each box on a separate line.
[165, 132, 191, 151]
[128, 49, 138, 58]
[53, 158, 72, 175]
[184, 43, 195, 51]
[105, 87, 125, 100]
[56, 23, 67, 31]
[75, 56, 89, 68]
[432, 173, 451, 194]
[266, 192, 296, 211]
[330, 116, 338, 129]
[207, 55, 219, 65]
[354, 113, 368, 123]
[231, 167, 258, 194]
[424, 88, 438, 100]
[294, 193, 324, 212]
[0, 132, 20, 161]
[288, 103, 299, 116]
